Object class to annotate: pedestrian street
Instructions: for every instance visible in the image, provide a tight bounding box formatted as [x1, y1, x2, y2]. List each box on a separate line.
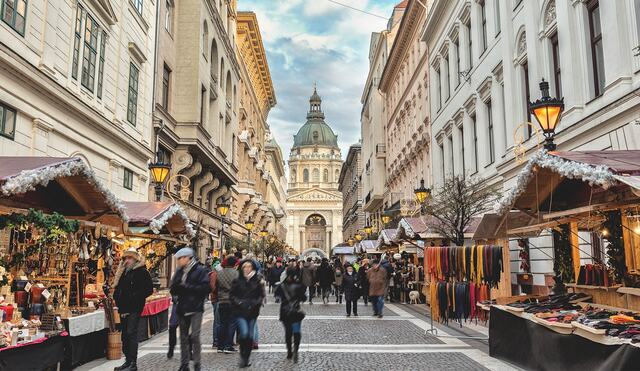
[78, 301, 516, 371]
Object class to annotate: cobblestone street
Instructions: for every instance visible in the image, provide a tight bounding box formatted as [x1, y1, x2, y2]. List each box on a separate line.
[78, 301, 516, 371]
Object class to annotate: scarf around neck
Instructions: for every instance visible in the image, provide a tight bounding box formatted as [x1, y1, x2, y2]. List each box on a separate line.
[181, 258, 197, 284]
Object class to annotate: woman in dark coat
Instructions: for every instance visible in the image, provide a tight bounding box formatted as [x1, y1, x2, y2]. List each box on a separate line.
[275, 267, 307, 363]
[230, 260, 265, 368]
[317, 259, 335, 304]
[342, 264, 360, 317]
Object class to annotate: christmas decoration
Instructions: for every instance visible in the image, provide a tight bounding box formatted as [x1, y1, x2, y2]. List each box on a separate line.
[148, 204, 195, 237]
[603, 210, 626, 283]
[0, 209, 80, 235]
[494, 150, 616, 215]
[0, 157, 128, 221]
[552, 224, 574, 294]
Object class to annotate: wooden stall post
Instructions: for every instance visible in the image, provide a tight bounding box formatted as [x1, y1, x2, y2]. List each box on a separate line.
[570, 222, 581, 283]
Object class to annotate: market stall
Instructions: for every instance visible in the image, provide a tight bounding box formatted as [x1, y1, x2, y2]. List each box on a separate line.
[0, 156, 128, 369]
[490, 150, 640, 370]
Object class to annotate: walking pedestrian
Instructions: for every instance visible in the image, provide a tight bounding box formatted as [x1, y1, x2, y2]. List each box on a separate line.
[230, 260, 265, 368]
[216, 256, 239, 353]
[269, 258, 285, 302]
[367, 259, 388, 318]
[301, 258, 317, 304]
[209, 265, 220, 348]
[317, 258, 334, 304]
[275, 267, 306, 363]
[167, 295, 178, 359]
[112, 248, 153, 371]
[342, 264, 360, 317]
[170, 247, 211, 371]
[333, 264, 343, 303]
[358, 259, 370, 306]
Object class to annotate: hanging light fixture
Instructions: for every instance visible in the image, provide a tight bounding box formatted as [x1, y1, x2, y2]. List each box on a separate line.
[347, 237, 354, 246]
[363, 220, 373, 235]
[245, 219, 254, 231]
[260, 229, 268, 238]
[381, 212, 392, 225]
[148, 151, 171, 201]
[529, 79, 564, 151]
[355, 232, 363, 241]
[414, 178, 430, 204]
[216, 200, 230, 217]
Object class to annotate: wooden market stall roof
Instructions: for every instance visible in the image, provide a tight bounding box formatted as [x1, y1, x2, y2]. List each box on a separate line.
[123, 201, 195, 237]
[394, 216, 444, 242]
[376, 228, 397, 249]
[494, 150, 640, 219]
[356, 239, 381, 254]
[0, 156, 127, 222]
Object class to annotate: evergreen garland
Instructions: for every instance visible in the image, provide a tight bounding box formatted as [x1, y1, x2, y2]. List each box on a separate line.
[0, 209, 80, 234]
[604, 210, 626, 283]
[552, 224, 575, 285]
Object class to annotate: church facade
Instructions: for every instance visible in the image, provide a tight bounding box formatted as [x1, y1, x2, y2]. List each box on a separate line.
[286, 89, 343, 256]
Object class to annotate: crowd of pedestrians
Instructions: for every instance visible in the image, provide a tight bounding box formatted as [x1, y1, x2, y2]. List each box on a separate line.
[112, 246, 419, 371]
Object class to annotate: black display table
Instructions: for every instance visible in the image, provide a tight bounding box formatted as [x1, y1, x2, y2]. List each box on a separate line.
[0, 334, 66, 371]
[489, 306, 640, 371]
[63, 328, 107, 369]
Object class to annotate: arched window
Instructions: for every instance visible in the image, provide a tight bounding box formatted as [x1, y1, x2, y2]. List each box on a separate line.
[220, 58, 225, 88]
[233, 85, 237, 110]
[225, 71, 232, 104]
[210, 39, 219, 82]
[334, 169, 339, 182]
[323, 169, 328, 183]
[291, 169, 297, 182]
[305, 214, 326, 226]
[303, 169, 309, 182]
[202, 21, 209, 57]
[312, 168, 319, 182]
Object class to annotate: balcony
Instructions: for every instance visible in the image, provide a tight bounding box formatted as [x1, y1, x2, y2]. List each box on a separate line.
[375, 143, 386, 159]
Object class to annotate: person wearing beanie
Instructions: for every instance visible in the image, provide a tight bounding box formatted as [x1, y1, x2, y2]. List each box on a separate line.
[170, 247, 211, 371]
[112, 248, 153, 371]
[216, 256, 239, 353]
[275, 267, 306, 363]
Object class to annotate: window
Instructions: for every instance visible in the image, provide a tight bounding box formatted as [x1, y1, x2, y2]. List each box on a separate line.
[448, 135, 454, 175]
[487, 99, 495, 164]
[494, 0, 501, 35]
[123, 168, 134, 190]
[522, 61, 531, 137]
[200, 85, 206, 123]
[303, 169, 309, 183]
[162, 64, 171, 109]
[636, 0, 640, 42]
[444, 53, 450, 101]
[472, 113, 478, 172]
[72, 5, 84, 80]
[459, 126, 465, 176]
[165, 0, 173, 34]
[454, 38, 460, 87]
[439, 143, 445, 178]
[132, 0, 142, 15]
[291, 169, 297, 182]
[210, 40, 218, 82]
[550, 32, 562, 98]
[466, 19, 473, 69]
[323, 169, 329, 183]
[312, 168, 320, 182]
[588, 0, 605, 97]
[1, 0, 27, 35]
[80, 13, 100, 92]
[127, 63, 139, 125]
[202, 21, 208, 57]
[480, 1, 487, 53]
[96, 31, 106, 99]
[434, 65, 441, 110]
[0, 102, 16, 139]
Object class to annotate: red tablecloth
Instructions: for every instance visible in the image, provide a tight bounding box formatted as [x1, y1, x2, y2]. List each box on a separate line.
[0, 331, 68, 352]
[141, 297, 171, 317]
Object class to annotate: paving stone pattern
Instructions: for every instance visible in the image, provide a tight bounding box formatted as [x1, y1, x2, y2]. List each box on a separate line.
[259, 302, 396, 317]
[200, 318, 442, 345]
[135, 352, 491, 371]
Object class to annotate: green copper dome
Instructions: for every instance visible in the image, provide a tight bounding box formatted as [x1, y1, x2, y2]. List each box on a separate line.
[293, 88, 338, 148]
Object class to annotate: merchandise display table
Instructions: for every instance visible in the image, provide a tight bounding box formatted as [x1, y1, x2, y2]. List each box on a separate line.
[63, 310, 107, 368]
[137, 297, 170, 341]
[489, 306, 640, 370]
[0, 332, 68, 370]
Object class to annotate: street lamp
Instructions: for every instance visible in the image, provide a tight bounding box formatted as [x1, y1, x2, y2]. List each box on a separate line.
[148, 152, 171, 201]
[414, 178, 430, 205]
[347, 236, 354, 246]
[363, 220, 373, 235]
[260, 229, 268, 238]
[529, 79, 564, 151]
[245, 219, 254, 252]
[355, 232, 363, 241]
[217, 200, 230, 258]
[381, 212, 392, 226]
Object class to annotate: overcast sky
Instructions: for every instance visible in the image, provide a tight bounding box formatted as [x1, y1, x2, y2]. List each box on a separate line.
[239, 0, 400, 161]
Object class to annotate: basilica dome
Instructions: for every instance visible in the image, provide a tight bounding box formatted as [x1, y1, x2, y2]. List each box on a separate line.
[293, 88, 339, 148]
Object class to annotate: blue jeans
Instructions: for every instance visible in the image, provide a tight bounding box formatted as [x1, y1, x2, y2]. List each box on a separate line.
[236, 317, 257, 341]
[253, 320, 259, 343]
[212, 302, 221, 345]
[372, 296, 384, 315]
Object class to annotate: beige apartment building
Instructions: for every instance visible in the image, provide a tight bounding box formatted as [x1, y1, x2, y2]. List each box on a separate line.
[264, 136, 288, 241]
[152, 0, 242, 256]
[379, 0, 431, 217]
[338, 143, 364, 242]
[0, 0, 157, 201]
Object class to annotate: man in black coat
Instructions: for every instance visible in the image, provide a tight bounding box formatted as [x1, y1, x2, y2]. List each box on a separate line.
[113, 248, 153, 371]
[269, 258, 286, 302]
[170, 247, 211, 371]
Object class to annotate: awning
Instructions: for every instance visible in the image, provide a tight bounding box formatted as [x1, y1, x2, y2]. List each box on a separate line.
[394, 216, 443, 242]
[472, 212, 538, 239]
[331, 246, 355, 255]
[495, 150, 640, 216]
[376, 229, 397, 249]
[356, 239, 378, 254]
[121, 201, 195, 237]
[0, 156, 127, 221]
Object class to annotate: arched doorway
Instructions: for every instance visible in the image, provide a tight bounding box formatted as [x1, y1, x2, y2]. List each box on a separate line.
[300, 248, 327, 260]
[305, 214, 326, 251]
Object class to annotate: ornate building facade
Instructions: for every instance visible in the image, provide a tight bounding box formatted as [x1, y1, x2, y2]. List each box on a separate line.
[286, 89, 343, 255]
[232, 11, 277, 241]
[338, 143, 364, 242]
[379, 0, 431, 215]
[264, 136, 288, 241]
[0, 0, 157, 202]
[153, 0, 241, 258]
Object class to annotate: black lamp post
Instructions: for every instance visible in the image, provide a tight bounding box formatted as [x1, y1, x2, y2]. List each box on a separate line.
[529, 79, 564, 151]
[245, 219, 254, 252]
[414, 178, 430, 205]
[148, 151, 171, 201]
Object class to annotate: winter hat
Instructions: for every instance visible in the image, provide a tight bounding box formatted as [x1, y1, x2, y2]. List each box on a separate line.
[122, 247, 140, 260]
[174, 247, 195, 259]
